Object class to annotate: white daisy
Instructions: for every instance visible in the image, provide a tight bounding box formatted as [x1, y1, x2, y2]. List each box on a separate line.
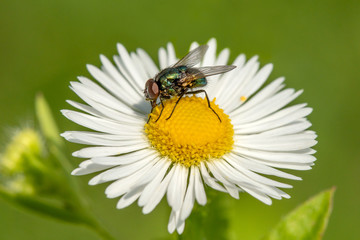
[61, 38, 317, 234]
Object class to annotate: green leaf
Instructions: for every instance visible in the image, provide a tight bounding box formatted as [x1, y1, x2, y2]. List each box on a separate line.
[35, 93, 63, 148]
[35, 93, 72, 172]
[262, 187, 335, 240]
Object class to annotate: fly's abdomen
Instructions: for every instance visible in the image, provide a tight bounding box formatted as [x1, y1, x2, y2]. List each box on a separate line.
[192, 78, 207, 88]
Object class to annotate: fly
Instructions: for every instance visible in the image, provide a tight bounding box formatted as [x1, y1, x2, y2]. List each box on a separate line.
[144, 45, 236, 123]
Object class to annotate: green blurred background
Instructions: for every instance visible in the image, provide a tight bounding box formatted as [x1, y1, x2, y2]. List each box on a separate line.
[1, 0, 359, 239]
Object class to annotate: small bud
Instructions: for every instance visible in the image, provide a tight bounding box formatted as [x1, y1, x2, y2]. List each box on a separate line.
[0, 128, 43, 195]
[0, 127, 91, 225]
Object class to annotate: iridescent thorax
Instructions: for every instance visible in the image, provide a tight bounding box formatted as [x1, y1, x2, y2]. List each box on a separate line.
[155, 66, 207, 97]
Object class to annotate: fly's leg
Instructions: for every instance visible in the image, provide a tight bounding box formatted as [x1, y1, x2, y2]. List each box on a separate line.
[147, 112, 152, 123]
[166, 90, 187, 120]
[186, 90, 221, 122]
[147, 101, 155, 123]
[155, 98, 165, 122]
[147, 99, 164, 123]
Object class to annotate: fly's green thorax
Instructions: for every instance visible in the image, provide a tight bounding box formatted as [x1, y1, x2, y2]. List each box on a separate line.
[158, 68, 182, 89]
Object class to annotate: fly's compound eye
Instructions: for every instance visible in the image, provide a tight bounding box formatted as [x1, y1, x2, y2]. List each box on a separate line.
[145, 79, 159, 100]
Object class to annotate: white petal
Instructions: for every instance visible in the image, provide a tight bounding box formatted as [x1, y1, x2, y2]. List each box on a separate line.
[224, 154, 295, 187]
[199, 162, 227, 193]
[217, 56, 259, 107]
[215, 48, 230, 65]
[235, 134, 317, 151]
[99, 154, 158, 182]
[61, 131, 143, 145]
[240, 64, 273, 99]
[258, 120, 312, 136]
[177, 220, 185, 234]
[106, 158, 167, 199]
[62, 109, 142, 134]
[70, 80, 142, 118]
[63, 130, 142, 141]
[166, 164, 180, 208]
[230, 77, 285, 115]
[167, 210, 176, 233]
[202, 38, 217, 66]
[206, 48, 230, 96]
[138, 159, 171, 207]
[233, 89, 303, 124]
[87, 61, 141, 104]
[158, 47, 168, 70]
[113, 55, 143, 97]
[189, 41, 199, 51]
[142, 165, 176, 214]
[98, 56, 144, 105]
[136, 48, 159, 77]
[232, 147, 315, 165]
[235, 132, 317, 143]
[116, 43, 144, 91]
[130, 52, 149, 80]
[62, 131, 145, 146]
[132, 158, 170, 189]
[242, 186, 272, 205]
[91, 149, 157, 165]
[214, 54, 247, 98]
[211, 160, 286, 202]
[66, 100, 103, 118]
[168, 210, 184, 234]
[167, 165, 188, 211]
[117, 188, 143, 209]
[88, 154, 156, 186]
[105, 161, 154, 198]
[223, 64, 273, 113]
[71, 160, 113, 175]
[167, 42, 177, 65]
[234, 107, 312, 135]
[72, 144, 149, 158]
[206, 161, 240, 199]
[250, 159, 313, 170]
[180, 166, 195, 220]
[211, 160, 259, 189]
[194, 166, 207, 205]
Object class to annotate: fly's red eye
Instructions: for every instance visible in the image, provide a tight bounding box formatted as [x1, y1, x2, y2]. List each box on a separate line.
[145, 79, 159, 100]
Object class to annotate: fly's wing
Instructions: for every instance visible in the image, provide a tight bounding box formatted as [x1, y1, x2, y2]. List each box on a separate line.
[179, 65, 236, 86]
[173, 45, 209, 68]
[188, 65, 237, 79]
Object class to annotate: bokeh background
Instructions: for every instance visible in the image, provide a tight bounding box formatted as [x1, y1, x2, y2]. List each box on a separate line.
[1, 0, 359, 239]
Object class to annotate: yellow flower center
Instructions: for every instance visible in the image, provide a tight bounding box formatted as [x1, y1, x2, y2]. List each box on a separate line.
[144, 96, 234, 167]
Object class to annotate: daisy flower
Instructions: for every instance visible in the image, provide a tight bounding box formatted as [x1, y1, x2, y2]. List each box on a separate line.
[61, 38, 317, 234]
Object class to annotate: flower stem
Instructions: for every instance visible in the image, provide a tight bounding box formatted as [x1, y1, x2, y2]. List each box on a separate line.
[87, 220, 116, 240]
[178, 189, 230, 240]
[35, 94, 116, 239]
